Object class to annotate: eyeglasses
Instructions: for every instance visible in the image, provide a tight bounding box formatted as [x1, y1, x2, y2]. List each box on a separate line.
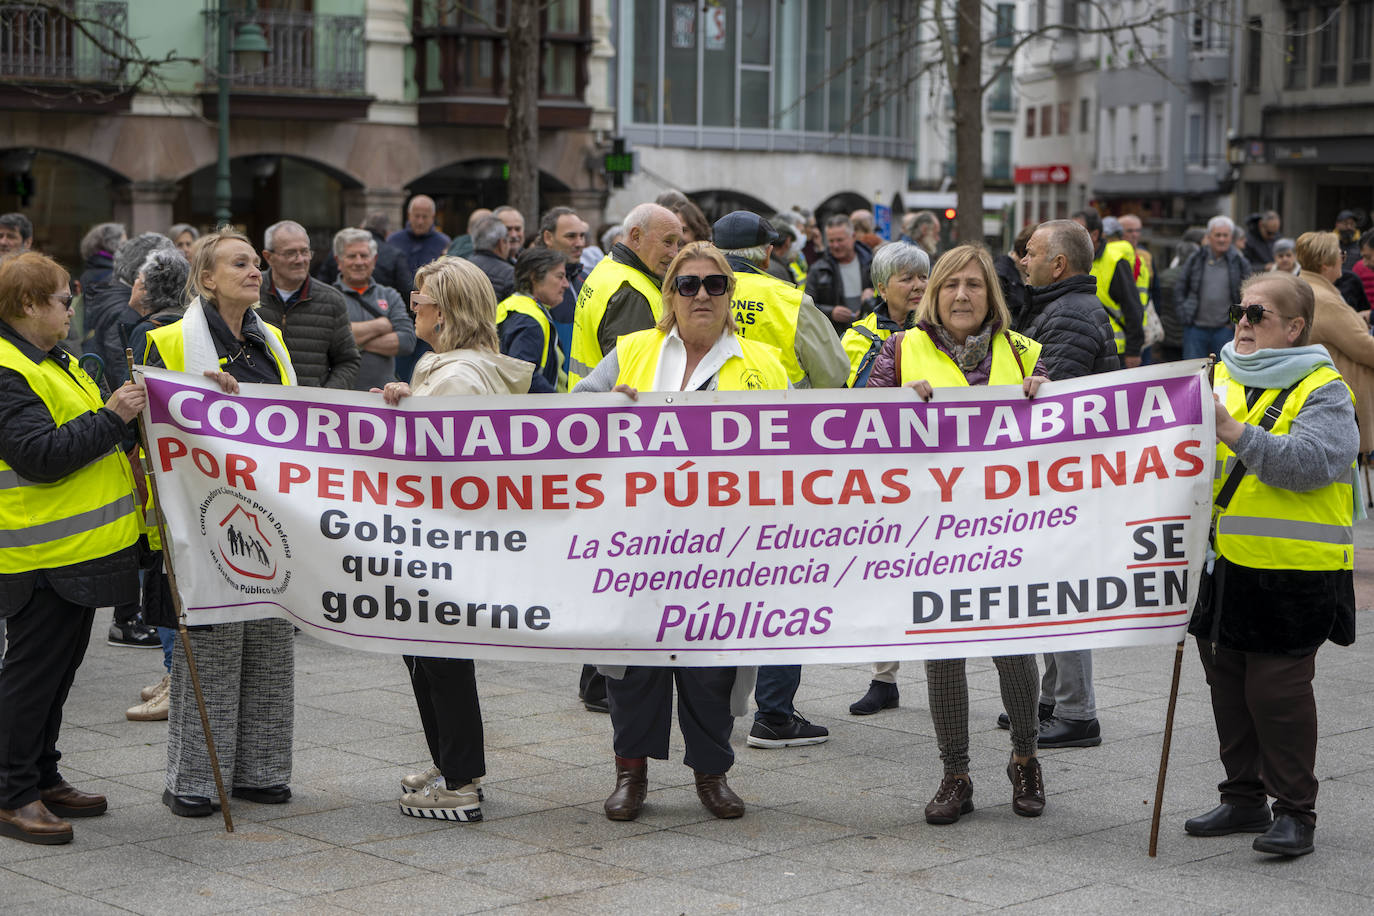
[410, 291, 437, 310]
[49, 291, 72, 308]
[271, 248, 313, 261]
[1229, 304, 1279, 325]
[673, 274, 729, 297]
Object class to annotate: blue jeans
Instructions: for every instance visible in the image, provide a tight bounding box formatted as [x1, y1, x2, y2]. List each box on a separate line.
[753, 665, 800, 724]
[157, 626, 176, 673]
[1183, 324, 1234, 361]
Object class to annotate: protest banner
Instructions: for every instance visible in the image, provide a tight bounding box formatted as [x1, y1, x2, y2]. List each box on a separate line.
[139, 360, 1214, 666]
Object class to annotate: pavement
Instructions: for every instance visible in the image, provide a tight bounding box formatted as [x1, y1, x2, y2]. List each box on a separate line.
[4, 522, 1374, 914]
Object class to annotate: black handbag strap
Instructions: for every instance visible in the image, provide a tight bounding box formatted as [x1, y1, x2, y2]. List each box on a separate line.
[1214, 380, 1300, 511]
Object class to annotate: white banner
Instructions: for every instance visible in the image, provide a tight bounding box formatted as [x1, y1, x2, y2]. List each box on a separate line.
[139, 361, 1215, 665]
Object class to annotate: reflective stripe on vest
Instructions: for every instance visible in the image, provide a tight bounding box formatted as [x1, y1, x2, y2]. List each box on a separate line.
[731, 269, 804, 384]
[496, 293, 560, 387]
[614, 329, 790, 391]
[840, 312, 895, 387]
[569, 257, 663, 387]
[1091, 239, 1135, 354]
[0, 338, 140, 573]
[145, 319, 293, 384]
[1212, 362, 1356, 570]
[898, 328, 1042, 388]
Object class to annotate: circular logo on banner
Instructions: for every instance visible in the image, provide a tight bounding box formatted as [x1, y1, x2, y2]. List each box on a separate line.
[198, 487, 292, 594]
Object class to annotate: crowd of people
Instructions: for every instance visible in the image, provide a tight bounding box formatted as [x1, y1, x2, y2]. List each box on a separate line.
[0, 195, 1366, 862]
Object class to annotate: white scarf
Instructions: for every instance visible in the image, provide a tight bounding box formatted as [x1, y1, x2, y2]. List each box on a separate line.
[181, 297, 297, 385]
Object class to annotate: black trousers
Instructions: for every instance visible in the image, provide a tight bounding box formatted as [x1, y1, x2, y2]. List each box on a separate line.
[404, 656, 485, 784]
[0, 588, 95, 809]
[1197, 641, 1319, 825]
[606, 666, 736, 775]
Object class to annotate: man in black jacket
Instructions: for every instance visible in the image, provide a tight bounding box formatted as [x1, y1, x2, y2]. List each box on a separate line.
[465, 215, 515, 301]
[804, 215, 873, 335]
[258, 220, 360, 389]
[1004, 219, 1120, 748]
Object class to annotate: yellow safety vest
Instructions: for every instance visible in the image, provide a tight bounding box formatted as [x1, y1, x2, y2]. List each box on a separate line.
[731, 268, 803, 384]
[615, 329, 790, 391]
[145, 319, 293, 385]
[898, 328, 1041, 388]
[787, 257, 807, 286]
[1091, 238, 1137, 354]
[1212, 363, 1356, 571]
[840, 312, 897, 387]
[570, 257, 663, 388]
[0, 338, 140, 573]
[1135, 247, 1152, 308]
[496, 293, 563, 391]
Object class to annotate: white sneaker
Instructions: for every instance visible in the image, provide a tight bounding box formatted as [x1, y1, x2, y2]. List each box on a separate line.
[141, 673, 170, 702]
[127, 676, 170, 721]
[400, 767, 482, 799]
[399, 781, 482, 822]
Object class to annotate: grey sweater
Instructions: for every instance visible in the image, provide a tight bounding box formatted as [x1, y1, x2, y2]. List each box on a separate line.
[1231, 379, 1359, 492]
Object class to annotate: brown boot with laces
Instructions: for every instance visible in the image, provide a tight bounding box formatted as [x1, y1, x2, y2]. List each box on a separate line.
[924, 775, 973, 825]
[1007, 756, 1045, 817]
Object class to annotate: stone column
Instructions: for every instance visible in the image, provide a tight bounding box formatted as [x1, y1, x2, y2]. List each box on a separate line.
[111, 181, 179, 236]
[365, 0, 418, 126]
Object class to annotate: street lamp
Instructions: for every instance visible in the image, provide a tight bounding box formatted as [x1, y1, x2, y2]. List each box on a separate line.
[214, 1, 270, 227]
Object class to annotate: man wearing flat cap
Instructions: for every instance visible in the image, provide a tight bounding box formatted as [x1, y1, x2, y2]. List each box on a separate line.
[712, 210, 849, 753]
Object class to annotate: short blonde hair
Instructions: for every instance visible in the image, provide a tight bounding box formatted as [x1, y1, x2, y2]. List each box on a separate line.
[656, 241, 737, 334]
[1294, 231, 1341, 274]
[915, 244, 1011, 334]
[414, 256, 499, 352]
[186, 230, 255, 304]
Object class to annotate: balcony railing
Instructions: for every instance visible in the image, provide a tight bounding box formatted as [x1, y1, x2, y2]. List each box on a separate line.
[203, 6, 365, 95]
[0, 0, 127, 83]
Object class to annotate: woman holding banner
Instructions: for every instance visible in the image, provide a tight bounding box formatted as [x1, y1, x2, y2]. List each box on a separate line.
[377, 256, 532, 822]
[1184, 271, 1358, 858]
[0, 252, 144, 845]
[143, 231, 299, 819]
[867, 244, 1050, 826]
[574, 241, 788, 822]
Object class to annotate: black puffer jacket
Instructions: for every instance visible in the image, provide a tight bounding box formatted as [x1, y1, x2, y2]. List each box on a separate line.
[256, 271, 360, 389]
[467, 249, 515, 301]
[1014, 274, 1120, 379]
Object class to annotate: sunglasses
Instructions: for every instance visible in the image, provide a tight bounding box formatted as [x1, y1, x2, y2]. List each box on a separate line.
[1229, 304, 1279, 325]
[410, 291, 437, 310]
[673, 274, 729, 297]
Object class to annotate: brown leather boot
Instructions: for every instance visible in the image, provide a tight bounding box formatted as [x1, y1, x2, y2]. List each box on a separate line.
[0, 800, 73, 845]
[603, 756, 647, 821]
[694, 771, 744, 819]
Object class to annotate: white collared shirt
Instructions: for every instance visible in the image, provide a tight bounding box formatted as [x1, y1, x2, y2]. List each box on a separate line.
[652, 326, 744, 392]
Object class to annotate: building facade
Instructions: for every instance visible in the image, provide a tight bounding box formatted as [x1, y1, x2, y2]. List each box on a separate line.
[606, 0, 916, 222]
[0, 0, 612, 271]
[1231, 0, 1374, 232]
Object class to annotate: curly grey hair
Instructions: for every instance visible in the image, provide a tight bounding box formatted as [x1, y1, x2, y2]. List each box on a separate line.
[114, 232, 174, 287]
[139, 248, 190, 314]
[80, 222, 126, 261]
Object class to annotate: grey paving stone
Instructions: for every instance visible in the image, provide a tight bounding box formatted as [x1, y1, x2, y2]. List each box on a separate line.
[227, 847, 427, 895]
[477, 804, 658, 849]
[262, 800, 450, 845]
[313, 872, 522, 913]
[457, 850, 642, 897]
[352, 826, 543, 870]
[88, 868, 297, 915]
[551, 875, 750, 915]
[136, 821, 335, 868]
[671, 805, 859, 854]
[7, 843, 188, 892]
[994, 882, 1223, 915]
[745, 875, 991, 915]
[567, 827, 759, 875]
[674, 852, 865, 902]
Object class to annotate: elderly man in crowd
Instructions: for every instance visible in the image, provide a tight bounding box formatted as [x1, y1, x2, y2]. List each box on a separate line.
[0, 214, 33, 256]
[1244, 211, 1282, 272]
[1176, 216, 1252, 361]
[568, 202, 684, 388]
[493, 206, 526, 261]
[258, 220, 360, 389]
[466, 215, 516, 301]
[387, 195, 451, 276]
[332, 228, 415, 392]
[805, 215, 874, 334]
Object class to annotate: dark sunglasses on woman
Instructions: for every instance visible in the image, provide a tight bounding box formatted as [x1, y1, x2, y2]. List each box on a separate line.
[673, 274, 729, 297]
[1229, 304, 1275, 325]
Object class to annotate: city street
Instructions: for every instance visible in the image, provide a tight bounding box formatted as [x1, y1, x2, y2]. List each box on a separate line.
[3, 528, 1374, 914]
